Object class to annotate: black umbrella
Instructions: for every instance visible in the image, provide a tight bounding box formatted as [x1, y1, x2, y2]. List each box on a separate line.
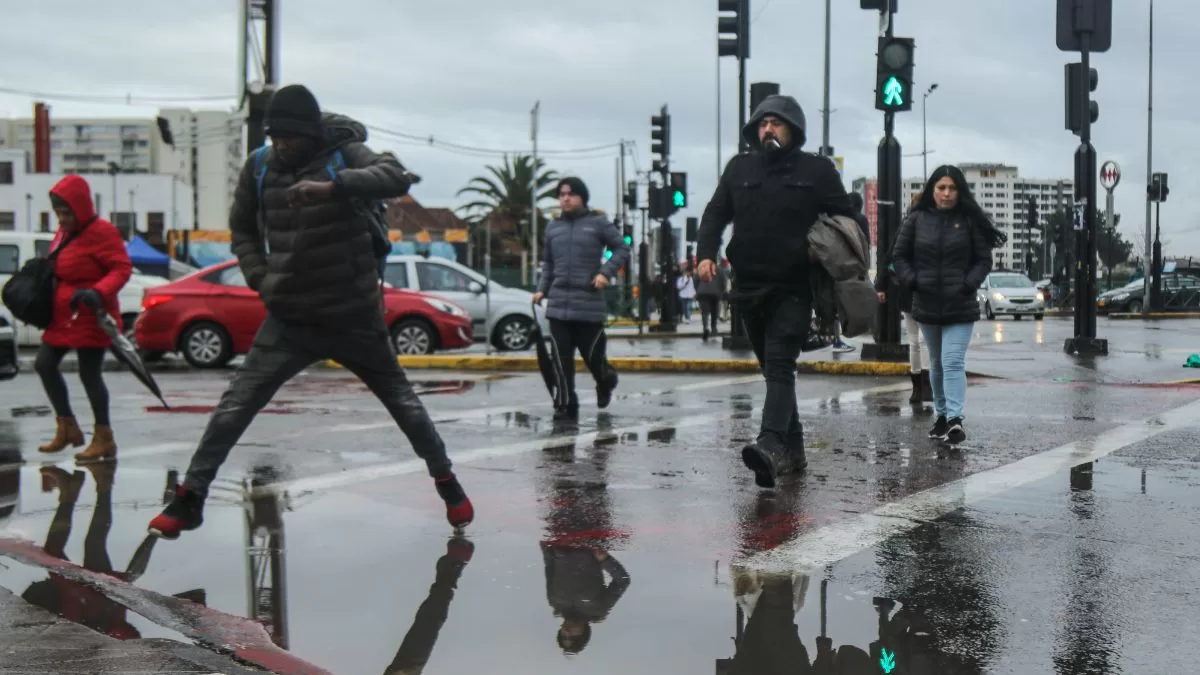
[79, 308, 170, 409]
[530, 301, 568, 409]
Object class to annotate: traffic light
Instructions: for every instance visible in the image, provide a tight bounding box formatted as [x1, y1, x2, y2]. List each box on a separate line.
[623, 180, 638, 210]
[668, 172, 687, 213]
[1064, 62, 1098, 136]
[717, 0, 749, 60]
[1027, 196, 1038, 228]
[650, 105, 670, 173]
[648, 185, 667, 220]
[874, 36, 915, 112]
[685, 217, 698, 242]
[622, 223, 633, 246]
[1149, 172, 1169, 202]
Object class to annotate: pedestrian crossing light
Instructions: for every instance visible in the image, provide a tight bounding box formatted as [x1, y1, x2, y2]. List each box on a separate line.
[622, 223, 633, 246]
[875, 37, 915, 112]
[668, 171, 688, 213]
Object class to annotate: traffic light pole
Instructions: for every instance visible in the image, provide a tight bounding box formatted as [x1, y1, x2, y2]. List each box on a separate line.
[1064, 31, 1107, 355]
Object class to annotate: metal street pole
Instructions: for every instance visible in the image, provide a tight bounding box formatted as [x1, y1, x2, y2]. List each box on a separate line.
[1142, 0, 1153, 316]
[530, 101, 540, 289]
[819, 0, 833, 156]
[922, 83, 938, 177]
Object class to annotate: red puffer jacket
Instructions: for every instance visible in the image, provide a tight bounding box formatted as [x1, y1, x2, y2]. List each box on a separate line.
[41, 175, 133, 350]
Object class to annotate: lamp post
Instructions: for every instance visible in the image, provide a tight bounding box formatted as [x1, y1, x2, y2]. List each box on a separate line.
[921, 83, 939, 177]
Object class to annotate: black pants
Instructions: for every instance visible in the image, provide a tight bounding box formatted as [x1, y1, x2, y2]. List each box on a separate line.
[741, 293, 809, 446]
[35, 345, 109, 425]
[182, 315, 453, 497]
[698, 295, 720, 335]
[548, 319, 615, 409]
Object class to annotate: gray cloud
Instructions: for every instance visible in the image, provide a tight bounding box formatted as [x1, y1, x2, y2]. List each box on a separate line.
[2, 0, 1196, 253]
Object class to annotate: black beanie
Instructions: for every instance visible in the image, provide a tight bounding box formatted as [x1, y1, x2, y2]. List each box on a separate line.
[556, 177, 589, 205]
[264, 84, 323, 139]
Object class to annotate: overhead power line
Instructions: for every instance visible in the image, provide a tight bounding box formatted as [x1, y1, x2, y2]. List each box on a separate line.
[0, 85, 236, 104]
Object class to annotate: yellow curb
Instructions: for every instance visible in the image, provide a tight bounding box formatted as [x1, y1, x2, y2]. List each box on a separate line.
[1107, 312, 1200, 320]
[322, 355, 919, 376]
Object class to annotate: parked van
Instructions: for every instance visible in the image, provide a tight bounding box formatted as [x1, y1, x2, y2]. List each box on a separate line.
[0, 232, 170, 347]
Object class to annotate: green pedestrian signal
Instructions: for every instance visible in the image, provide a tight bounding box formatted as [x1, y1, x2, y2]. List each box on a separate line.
[604, 249, 613, 261]
[883, 76, 904, 107]
[673, 190, 685, 207]
[879, 647, 896, 673]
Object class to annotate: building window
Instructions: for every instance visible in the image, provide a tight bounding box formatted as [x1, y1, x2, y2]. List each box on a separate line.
[0, 245, 17, 273]
[111, 212, 135, 240]
[0, 212, 15, 231]
[39, 212, 51, 232]
[147, 212, 165, 245]
[0, 162, 12, 185]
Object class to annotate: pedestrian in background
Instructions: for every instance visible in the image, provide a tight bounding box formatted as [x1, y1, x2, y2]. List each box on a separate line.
[890, 165, 1005, 444]
[533, 177, 628, 420]
[696, 93, 856, 487]
[875, 191, 932, 404]
[695, 259, 726, 340]
[35, 175, 132, 462]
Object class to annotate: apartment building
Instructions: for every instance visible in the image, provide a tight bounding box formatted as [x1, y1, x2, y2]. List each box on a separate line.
[0, 107, 243, 231]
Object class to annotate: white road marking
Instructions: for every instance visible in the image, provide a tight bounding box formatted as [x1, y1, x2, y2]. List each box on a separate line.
[739, 395, 1200, 575]
[252, 381, 912, 499]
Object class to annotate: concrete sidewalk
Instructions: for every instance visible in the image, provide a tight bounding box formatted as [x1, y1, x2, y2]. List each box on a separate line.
[0, 586, 266, 674]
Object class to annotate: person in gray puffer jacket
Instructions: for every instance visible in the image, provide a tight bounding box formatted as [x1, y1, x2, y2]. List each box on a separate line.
[534, 177, 629, 419]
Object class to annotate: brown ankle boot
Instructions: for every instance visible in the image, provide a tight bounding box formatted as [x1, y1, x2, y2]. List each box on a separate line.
[38, 416, 85, 453]
[75, 424, 117, 462]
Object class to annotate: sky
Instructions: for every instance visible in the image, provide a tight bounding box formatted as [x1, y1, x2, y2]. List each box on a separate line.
[0, 0, 1195, 257]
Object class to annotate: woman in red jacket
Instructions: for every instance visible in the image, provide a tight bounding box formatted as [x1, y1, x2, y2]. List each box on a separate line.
[36, 175, 132, 461]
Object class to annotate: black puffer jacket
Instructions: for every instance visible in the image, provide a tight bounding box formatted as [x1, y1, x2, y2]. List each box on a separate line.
[230, 113, 414, 326]
[891, 208, 993, 326]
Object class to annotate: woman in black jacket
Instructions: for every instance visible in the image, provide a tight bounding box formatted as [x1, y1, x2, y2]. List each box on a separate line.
[890, 165, 1006, 444]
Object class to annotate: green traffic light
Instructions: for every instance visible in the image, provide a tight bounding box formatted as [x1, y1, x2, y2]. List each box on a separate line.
[883, 76, 904, 107]
[623, 236, 633, 245]
[673, 190, 685, 207]
[880, 647, 896, 673]
[604, 249, 613, 260]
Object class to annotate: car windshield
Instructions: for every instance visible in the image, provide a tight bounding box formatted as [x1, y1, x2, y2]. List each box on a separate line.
[990, 274, 1033, 288]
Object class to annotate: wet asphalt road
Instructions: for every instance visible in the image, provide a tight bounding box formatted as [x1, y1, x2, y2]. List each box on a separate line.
[1, 362, 1199, 674]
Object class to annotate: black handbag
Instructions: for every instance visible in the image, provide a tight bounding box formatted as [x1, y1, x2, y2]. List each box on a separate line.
[2, 234, 77, 329]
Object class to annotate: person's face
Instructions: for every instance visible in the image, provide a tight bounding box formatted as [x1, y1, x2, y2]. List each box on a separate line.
[54, 206, 77, 231]
[933, 176, 958, 209]
[269, 134, 317, 166]
[757, 116, 791, 147]
[558, 184, 584, 212]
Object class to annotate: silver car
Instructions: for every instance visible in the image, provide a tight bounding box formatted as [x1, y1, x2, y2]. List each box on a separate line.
[978, 272, 1046, 320]
[384, 255, 540, 351]
[0, 307, 17, 381]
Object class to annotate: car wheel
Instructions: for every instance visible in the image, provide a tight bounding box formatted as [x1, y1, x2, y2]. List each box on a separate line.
[1128, 300, 1143, 313]
[984, 302, 996, 320]
[180, 321, 233, 369]
[492, 315, 534, 351]
[1034, 313, 1044, 320]
[391, 318, 437, 355]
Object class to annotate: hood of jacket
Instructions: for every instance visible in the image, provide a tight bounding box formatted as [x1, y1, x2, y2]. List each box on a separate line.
[741, 94, 808, 150]
[49, 174, 97, 226]
[321, 111, 368, 149]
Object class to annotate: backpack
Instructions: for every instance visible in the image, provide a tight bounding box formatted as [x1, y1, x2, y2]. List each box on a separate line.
[1, 232, 78, 329]
[252, 146, 392, 280]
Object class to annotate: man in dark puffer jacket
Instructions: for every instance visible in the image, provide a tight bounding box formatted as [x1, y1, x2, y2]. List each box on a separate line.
[148, 84, 473, 539]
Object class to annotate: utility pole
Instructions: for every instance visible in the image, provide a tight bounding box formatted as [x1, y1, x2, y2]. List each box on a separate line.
[190, 115, 200, 230]
[242, 0, 280, 154]
[860, 0, 915, 364]
[717, 0, 752, 349]
[819, 0, 833, 157]
[1057, 0, 1111, 355]
[1142, 0, 1154, 316]
[922, 83, 938, 178]
[530, 101, 540, 289]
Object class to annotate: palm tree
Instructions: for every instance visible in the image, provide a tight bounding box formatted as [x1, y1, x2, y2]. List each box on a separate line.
[456, 154, 560, 252]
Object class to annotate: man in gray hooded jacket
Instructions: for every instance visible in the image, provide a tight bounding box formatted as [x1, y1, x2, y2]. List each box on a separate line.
[696, 94, 856, 488]
[534, 177, 629, 420]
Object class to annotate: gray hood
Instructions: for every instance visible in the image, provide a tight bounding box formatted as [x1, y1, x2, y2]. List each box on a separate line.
[740, 94, 808, 150]
[321, 112, 368, 148]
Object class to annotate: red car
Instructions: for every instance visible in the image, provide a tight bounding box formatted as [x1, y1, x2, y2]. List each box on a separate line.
[134, 260, 473, 368]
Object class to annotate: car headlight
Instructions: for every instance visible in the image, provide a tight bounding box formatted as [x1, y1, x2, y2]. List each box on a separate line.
[992, 292, 1005, 301]
[1035, 291, 1044, 302]
[422, 297, 468, 317]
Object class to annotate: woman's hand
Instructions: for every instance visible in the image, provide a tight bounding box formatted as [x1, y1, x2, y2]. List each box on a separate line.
[70, 288, 102, 311]
[877, 292, 887, 304]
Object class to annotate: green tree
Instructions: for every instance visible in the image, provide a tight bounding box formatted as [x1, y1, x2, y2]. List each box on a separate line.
[1098, 212, 1133, 271]
[455, 154, 560, 252]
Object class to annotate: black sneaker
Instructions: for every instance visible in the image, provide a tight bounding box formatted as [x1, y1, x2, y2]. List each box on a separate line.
[147, 485, 205, 539]
[787, 430, 808, 472]
[596, 371, 619, 409]
[928, 416, 949, 439]
[944, 418, 966, 444]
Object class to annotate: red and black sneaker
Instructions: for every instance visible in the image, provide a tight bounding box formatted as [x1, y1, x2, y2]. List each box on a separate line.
[147, 485, 205, 539]
[435, 474, 474, 531]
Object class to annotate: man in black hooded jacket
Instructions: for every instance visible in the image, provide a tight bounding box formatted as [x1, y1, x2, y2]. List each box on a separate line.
[147, 84, 473, 539]
[696, 94, 856, 488]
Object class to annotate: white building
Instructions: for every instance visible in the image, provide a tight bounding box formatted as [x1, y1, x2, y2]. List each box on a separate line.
[0, 106, 242, 232]
[898, 164, 1074, 271]
[0, 148, 194, 241]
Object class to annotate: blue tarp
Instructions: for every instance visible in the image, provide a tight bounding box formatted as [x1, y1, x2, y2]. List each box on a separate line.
[126, 235, 170, 266]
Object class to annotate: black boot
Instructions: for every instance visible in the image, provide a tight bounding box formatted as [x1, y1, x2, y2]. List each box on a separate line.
[920, 370, 934, 402]
[596, 370, 618, 409]
[908, 372, 922, 403]
[742, 433, 799, 489]
[787, 428, 808, 473]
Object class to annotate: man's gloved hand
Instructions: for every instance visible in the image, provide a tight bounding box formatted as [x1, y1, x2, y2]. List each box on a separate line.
[285, 180, 336, 206]
[70, 288, 103, 312]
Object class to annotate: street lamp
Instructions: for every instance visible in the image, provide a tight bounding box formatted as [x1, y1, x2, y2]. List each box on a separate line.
[921, 83, 939, 177]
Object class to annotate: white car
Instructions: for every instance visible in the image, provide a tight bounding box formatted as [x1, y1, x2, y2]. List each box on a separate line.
[0, 307, 17, 381]
[978, 271, 1046, 320]
[383, 254, 540, 351]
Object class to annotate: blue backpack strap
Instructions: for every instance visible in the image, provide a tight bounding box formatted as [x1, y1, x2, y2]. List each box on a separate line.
[253, 146, 270, 204]
[325, 149, 346, 179]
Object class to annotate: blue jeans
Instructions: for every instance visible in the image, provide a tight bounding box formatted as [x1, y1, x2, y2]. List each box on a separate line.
[918, 322, 973, 419]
